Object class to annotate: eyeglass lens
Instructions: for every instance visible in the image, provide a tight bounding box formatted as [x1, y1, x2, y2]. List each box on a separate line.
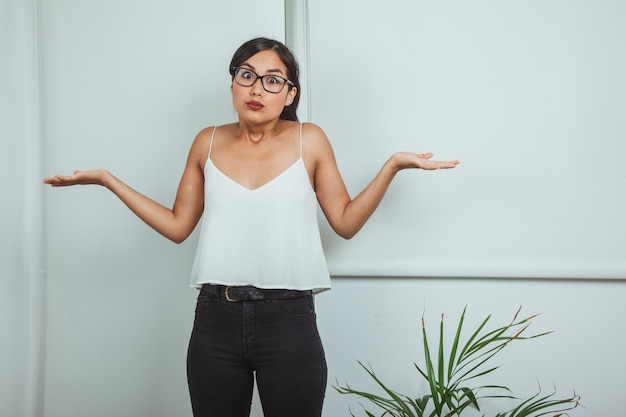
[234, 68, 289, 93]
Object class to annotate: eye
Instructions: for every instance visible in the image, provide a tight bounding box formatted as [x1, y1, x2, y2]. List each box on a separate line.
[266, 76, 282, 85]
[240, 70, 254, 79]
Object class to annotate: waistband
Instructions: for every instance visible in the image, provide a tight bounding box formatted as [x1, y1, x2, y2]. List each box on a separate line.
[201, 284, 312, 302]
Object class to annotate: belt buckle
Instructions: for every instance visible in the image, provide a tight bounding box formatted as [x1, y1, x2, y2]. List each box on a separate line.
[224, 286, 239, 302]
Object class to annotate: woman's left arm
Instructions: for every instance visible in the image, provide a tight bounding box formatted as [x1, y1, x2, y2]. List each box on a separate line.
[309, 125, 459, 239]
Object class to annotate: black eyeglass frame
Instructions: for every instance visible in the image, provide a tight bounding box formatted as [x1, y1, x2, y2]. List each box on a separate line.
[232, 67, 295, 94]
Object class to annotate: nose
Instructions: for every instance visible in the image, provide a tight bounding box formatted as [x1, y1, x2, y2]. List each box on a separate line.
[250, 77, 264, 95]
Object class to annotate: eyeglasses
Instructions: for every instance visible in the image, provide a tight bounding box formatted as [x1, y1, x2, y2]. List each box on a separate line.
[232, 67, 294, 94]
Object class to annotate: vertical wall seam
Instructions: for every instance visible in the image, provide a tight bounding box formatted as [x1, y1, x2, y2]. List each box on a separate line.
[284, 0, 311, 122]
[19, 0, 47, 415]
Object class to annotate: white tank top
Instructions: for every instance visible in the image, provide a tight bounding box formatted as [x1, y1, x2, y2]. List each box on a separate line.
[190, 123, 331, 292]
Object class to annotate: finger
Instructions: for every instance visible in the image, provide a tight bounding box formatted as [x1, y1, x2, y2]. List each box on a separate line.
[43, 175, 64, 184]
[437, 160, 460, 169]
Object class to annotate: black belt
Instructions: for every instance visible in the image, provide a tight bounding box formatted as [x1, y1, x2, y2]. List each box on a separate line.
[201, 284, 311, 302]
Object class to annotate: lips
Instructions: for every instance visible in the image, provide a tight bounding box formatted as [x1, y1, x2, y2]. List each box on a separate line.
[246, 100, 264, 110]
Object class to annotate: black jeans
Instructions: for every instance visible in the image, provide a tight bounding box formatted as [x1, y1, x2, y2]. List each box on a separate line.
[187, 287, 327, 417]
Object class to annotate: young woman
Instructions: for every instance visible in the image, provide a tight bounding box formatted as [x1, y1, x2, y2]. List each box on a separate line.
[44, 37, 459, 417]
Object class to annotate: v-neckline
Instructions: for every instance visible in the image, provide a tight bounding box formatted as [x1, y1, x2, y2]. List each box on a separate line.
[208, 157, 303, 192]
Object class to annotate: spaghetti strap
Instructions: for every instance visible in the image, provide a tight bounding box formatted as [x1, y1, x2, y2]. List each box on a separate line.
[299, 122, 303, 158]
[208, 126, 217, 158]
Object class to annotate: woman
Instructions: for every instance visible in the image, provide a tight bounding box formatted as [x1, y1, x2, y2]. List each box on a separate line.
[44, 38, 459, 417]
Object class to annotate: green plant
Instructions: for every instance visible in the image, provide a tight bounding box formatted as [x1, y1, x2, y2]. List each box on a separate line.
[334, 307, 580, 417]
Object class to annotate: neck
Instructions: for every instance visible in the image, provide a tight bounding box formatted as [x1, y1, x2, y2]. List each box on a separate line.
[237, 119, 284, 143]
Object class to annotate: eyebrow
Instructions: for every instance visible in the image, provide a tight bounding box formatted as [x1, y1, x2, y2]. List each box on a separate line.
[240, 63, 285, 76]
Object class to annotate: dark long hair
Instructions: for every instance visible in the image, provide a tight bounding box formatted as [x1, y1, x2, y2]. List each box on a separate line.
[229, 38, 300, 122]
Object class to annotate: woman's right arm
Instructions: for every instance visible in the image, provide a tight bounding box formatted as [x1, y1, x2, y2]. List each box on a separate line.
[43, 129, 211, 244]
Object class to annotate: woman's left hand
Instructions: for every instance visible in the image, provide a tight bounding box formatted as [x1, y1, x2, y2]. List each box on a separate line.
[390, 152, 459, 171]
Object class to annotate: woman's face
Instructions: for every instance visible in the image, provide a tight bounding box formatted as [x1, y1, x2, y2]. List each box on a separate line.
[231, 49, 297, 123]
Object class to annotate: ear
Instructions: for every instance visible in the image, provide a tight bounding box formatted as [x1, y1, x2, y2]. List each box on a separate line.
[284, 86, 297, 107]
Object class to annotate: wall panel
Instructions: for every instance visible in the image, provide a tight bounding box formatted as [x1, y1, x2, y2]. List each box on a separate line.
[42, 1, 284, 416]
[308, 0, 626, 279]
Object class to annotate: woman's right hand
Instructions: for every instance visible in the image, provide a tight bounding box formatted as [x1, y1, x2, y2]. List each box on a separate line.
[42, 128, 210, 243]
[43, 169, 111, 187]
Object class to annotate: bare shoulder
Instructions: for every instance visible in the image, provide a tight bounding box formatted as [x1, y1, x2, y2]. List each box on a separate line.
[302, 122, 334, 158]
[188, 125, 221, 168]
[190, 126, 213, 150]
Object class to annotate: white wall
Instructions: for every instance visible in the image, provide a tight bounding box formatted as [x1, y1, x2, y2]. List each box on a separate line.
[42, 1, 283, 416]
[308, 1, 626, 416]
[311, 0, 626, 280]
[0, 0, 31, 409]
[4, 0, 622, 416]
[1, 0, 46, 416]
